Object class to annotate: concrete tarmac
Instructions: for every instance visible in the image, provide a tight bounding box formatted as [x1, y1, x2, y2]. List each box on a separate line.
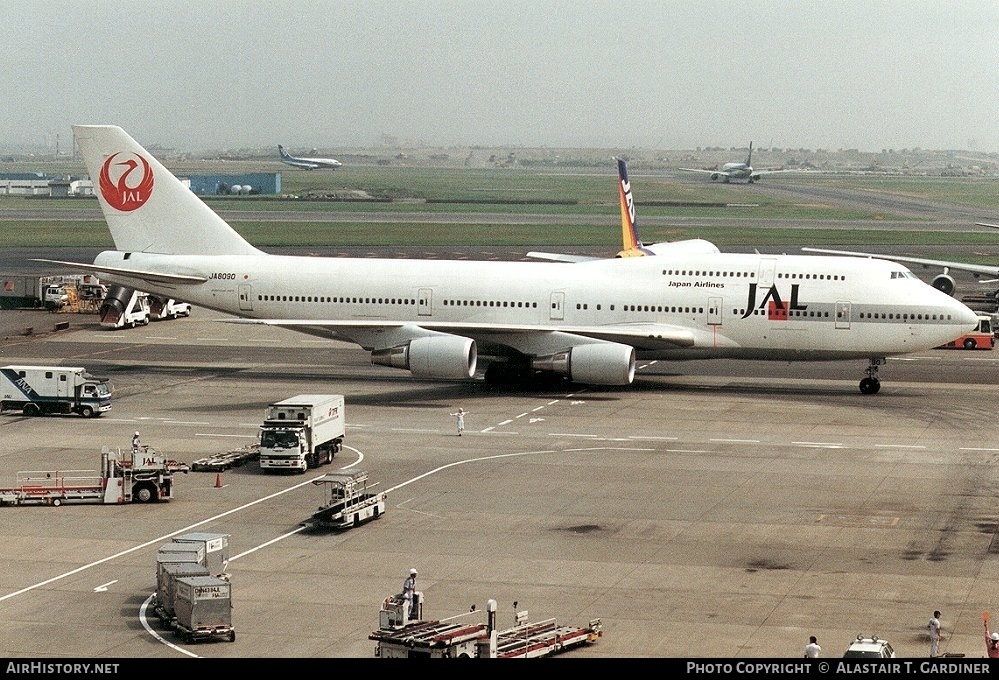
[1, 307, 998, 659]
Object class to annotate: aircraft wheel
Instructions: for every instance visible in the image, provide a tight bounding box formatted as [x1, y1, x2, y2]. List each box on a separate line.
[964, 339, 976, 350]
[859, 377, 881, 395]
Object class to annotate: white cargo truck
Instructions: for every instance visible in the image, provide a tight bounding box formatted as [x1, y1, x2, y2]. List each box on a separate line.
[258, 394, 344, 473]
[0, 365, 112, 417]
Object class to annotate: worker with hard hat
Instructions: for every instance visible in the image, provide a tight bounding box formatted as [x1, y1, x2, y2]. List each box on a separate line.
[402, 568, 418, 622]
[132, 431, 141, 453]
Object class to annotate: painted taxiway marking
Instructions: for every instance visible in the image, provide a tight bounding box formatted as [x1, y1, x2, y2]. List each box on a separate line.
[0, 447, 368, 606]
[793, 441, 845, 448]
[194, 433, 256, 438]
[93, 580, 118, 592]
[144, 336, 176, 340]
[710, 438, 761, 444]
[961, 447, 999, 452]
[874, 444, 927, 449]
[140, 595, 198, 657]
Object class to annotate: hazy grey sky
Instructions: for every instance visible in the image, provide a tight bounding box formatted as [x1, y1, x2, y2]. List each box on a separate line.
[3, 0, 997, 153]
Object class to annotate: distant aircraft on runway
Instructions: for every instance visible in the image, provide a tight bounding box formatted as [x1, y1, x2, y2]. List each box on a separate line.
[278, 145, 342, 170]
[679, 141, 798, 184]
[35, 125, 980, 395]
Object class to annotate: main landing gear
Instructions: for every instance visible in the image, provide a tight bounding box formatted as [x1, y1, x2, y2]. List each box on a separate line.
[859, 358, 884, 395]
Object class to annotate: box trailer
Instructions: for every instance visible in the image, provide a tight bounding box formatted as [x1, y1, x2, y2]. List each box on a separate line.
[1, 365, 112, 417]
[259, 394, 345, 472]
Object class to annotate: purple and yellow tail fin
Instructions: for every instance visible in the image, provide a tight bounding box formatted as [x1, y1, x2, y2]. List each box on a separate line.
[615, 158, 653, 258]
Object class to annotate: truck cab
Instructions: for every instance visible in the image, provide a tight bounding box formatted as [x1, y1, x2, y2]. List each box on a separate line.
[937, 314, 995, 350]
[43, 284, 69, 310]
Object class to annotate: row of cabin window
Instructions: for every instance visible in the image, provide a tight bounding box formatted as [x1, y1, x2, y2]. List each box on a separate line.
[735, 308, 960, 321]
[663, 270, 848, 282]
[258, 295, 417, 304]
[444, 300, 539, 308]
[859, 311, 958, 321]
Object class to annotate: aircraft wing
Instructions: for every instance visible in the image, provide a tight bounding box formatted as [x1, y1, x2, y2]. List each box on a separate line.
[29, 259, 209, 285]
[222, 318, 697, 350]
[678, 167, 724, 176]
[524, 251, 602, 263]
[800, 248, 999, 280]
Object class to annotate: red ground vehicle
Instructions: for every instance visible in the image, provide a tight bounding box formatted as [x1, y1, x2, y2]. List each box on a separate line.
[938, 315, 994, 350]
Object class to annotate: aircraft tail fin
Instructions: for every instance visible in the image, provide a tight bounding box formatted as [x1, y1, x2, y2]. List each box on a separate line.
[614, 158, 652, 258]
[746, 141, 753, 166]
[278, 144, 290, 159]
[73, 125, 262, 256]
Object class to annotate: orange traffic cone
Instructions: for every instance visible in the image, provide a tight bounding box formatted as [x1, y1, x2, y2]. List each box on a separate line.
[215, 472, 223, 488]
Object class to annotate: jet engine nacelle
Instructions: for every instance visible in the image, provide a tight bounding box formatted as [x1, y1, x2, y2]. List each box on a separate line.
[371, 335, 477, 379]
[531, 342, 635, 385]
[931, 273, 956, 296]
[709, 173, 720, 181]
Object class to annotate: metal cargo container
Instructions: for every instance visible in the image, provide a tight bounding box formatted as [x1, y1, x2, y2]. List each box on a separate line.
[156, 544, 206, 596]
[172, 532, 229, 574]
[173, 575, 234, 642]
[156, 562, 211, 619]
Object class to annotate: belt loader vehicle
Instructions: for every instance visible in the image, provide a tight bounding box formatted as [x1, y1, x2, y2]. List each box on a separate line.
[311, 470, 385, 529]
[1, 365, 112, 417]
[0, 446, 190, 506]
[370, 595, 602, 658]
[259, 394, 344, 472]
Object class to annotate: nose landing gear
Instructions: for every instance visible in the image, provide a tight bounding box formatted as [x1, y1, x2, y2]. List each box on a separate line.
[860, 358, 884, 395]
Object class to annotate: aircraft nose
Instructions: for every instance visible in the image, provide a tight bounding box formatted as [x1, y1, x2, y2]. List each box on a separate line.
[950, 298, 980, 328]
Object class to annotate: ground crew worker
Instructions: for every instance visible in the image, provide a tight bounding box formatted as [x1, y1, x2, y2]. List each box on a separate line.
[450, 408, 466, 436]
[803, 635, 821, 658]
[984, 612, 999, 658]
[402, 568, 417, 621]
[928, 610, 943, 657]
[132, 431, 141, 453]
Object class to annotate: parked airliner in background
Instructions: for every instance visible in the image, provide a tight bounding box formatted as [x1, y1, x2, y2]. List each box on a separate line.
[801, 246, 999, 297]
[278, 145, 342, 169]
[679, 141, 796, 183]
[527, 158, 718, 263]
[38, 125, 978, 395]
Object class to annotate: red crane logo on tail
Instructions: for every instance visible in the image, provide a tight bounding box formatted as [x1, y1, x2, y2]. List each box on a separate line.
[99, 152, 154, 212]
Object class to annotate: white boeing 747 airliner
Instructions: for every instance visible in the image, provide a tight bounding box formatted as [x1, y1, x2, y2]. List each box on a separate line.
[38, 125, 978, 394]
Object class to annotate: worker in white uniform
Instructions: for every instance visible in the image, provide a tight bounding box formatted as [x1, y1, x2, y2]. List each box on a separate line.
[402, 568, 418, 622]
[928, 610, 943, 657]
[450, 408, 466, 436]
